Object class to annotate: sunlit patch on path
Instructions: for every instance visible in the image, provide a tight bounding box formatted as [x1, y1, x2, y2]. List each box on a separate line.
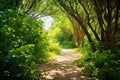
[55, 49, 80, 62]
[37, 49, 95, 80]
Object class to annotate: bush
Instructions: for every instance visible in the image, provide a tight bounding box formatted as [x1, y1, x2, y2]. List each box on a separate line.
[48, 39, 61, 54]
[98, 67, 120, 80]
[22, 16, 49, 63]
[60, 37, 76, 48]
[75, 41, 120, 80]
[0, 45, 39, 80]
[0, 8, 48, 79]
[49, 22, 77, 48]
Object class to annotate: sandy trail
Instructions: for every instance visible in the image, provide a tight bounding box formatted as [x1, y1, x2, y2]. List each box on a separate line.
[37, 49, 95, 80]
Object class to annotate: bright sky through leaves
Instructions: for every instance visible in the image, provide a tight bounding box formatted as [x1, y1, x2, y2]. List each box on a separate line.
[41, 16, 54, 30]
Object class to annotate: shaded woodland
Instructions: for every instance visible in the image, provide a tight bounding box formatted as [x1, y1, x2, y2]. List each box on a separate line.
[0, 0, 120, 80]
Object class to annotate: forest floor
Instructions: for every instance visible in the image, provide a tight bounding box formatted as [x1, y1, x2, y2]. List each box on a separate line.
[37, 49, 96, 80]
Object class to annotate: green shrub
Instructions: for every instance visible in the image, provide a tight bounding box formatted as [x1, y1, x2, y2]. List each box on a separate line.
[0, 8, 48, 79]
[60, 37, 76, 48]
[75, 41, 120, 80]
[0, 45, 39, 80]
[48, 39, 61, 54]
[98, 67, 120, 80]
[22, 16, 50, 63]
[49, 23, 77, 48]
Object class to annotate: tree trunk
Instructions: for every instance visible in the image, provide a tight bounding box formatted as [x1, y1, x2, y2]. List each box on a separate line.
[70, 13, 96, 52]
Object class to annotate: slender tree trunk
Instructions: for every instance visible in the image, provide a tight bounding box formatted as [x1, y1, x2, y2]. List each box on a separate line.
[114, 0, 119, 35]
[70, 13, 96, 52]
[58, 1, 96, 51]
[79, 1, 100, 41]
[93, 0, 105, 41]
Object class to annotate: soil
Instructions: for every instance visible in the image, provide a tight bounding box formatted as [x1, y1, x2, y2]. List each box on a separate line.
[37, 49, 96, 80]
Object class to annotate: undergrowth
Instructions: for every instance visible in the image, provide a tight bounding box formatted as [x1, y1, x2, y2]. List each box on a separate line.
[74, 41, 120, 80]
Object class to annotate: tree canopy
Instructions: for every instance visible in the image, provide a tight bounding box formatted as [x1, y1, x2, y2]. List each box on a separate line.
[0, 0, 120, 80]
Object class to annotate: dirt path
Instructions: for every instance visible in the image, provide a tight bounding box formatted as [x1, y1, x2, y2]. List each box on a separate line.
[37, 49, 95, 80]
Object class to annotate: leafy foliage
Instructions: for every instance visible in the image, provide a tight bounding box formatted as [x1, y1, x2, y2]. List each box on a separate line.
[1, 0, 120, 80]
[0, 0, 62, 79]
[55, 26, 76, 48]
[56, 0, 120, 79]
[48, 39, 61, 54]
[49, 16, 77, 48]
[75, 41, 120, 80]
[0, 7, 50, 79]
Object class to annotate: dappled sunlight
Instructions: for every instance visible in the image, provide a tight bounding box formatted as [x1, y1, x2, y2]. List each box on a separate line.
[38, 49, 95, 80]
[43, 69, 65, 79]
[61, 49, 74, 52]
[1, 0, 119, 79]
[54, 49, 81, 62]
[55, 56, 71, 62]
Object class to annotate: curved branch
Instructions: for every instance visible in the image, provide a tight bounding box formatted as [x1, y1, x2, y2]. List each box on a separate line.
[78, 0, 100, 41]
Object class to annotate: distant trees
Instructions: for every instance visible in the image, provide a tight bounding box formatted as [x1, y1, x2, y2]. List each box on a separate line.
[56, 0, 97, 51]
[49, 14, 77, 48]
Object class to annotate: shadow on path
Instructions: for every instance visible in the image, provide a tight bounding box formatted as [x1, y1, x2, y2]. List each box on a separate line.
[37, 49, 96, 80]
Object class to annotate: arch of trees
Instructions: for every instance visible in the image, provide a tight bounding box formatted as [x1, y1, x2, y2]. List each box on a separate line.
[0, 0, 120, 80]
[56, 0, 120, 51]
